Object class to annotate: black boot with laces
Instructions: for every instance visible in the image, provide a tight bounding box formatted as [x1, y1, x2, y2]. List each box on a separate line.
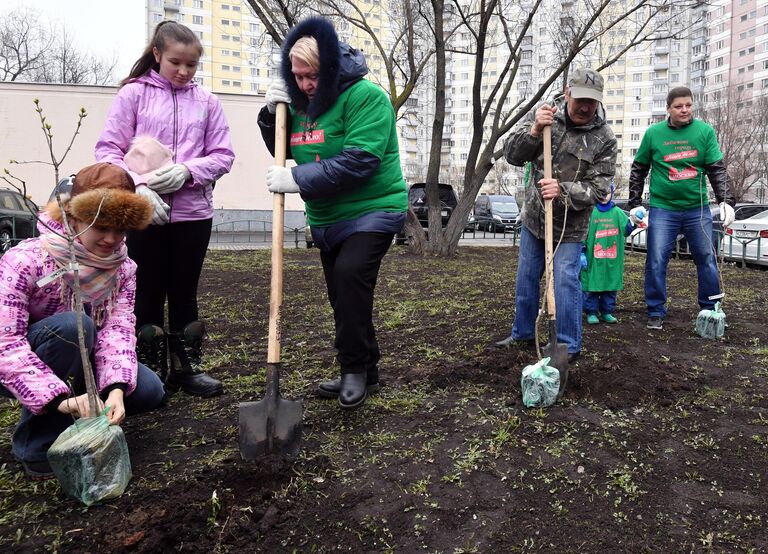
[166, 321, 223, 398]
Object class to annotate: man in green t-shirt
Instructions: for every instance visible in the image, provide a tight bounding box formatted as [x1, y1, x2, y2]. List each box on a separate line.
[627, 86, 735, 330]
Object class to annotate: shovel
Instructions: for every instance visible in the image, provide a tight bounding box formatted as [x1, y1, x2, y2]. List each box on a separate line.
[540, 125, 570, 399]
[239, 102, 303, 460]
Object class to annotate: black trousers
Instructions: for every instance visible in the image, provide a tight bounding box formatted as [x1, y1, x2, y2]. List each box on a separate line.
[319, 232, 394, 375]
[127, 219, 212, 332]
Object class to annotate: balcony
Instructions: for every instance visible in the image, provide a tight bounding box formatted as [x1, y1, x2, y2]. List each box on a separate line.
[164, 2, 180, 12]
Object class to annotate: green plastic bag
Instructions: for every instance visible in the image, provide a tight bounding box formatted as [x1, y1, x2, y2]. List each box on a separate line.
[695, 301, 726, 340]
[521, 357, 560, 408]
[47, 409, 132, 506]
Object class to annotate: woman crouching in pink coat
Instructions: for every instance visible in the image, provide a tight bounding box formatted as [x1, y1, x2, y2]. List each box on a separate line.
[0, 163, 166, 480]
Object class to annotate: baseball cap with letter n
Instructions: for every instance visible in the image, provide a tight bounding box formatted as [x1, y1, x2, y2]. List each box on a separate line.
[568, 67, 604, 102]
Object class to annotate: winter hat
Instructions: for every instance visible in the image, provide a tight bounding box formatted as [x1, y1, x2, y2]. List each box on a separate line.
[596, 181, 616, 212]
[124, 135, 174, 181]
[46, 162, 153, 230]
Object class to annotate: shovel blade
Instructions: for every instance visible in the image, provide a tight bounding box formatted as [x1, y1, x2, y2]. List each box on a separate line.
[542, 339, 569, 399]
[239, 397, 303, 461]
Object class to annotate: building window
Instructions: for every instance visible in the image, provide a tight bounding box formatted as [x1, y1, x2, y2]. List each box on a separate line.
[153, 13, 163, 22]
[232, 81, 241, 87]
[193, 0, 203, 6]
[195, 31, 203, 40]
[192, 15, 203, 25]
[222, 3, 230, 9]
[222, 80, 231, 86]
[222, 64, 230, 71]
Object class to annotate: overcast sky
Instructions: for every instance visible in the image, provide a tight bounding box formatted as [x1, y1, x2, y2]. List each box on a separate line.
[6, 0, 147, 81]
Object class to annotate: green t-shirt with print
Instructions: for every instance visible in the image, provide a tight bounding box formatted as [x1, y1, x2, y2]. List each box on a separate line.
[289, 79, 407, 227]
[581, 206, 629, 292]
[634, 119, 723, 211]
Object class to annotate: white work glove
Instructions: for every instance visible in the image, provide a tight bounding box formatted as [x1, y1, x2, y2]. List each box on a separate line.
[136, 185, 170, 225]
[266, 166, 300, 194]
[719, 202, 735, 228]
[147, 164, 190, 194]
[629, 206, 646, 227]
[265, 77, 291, 114]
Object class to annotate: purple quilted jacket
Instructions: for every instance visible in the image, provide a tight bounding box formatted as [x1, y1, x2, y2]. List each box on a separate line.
[0, 215, 140, 415]
[95, 70, 235, 223]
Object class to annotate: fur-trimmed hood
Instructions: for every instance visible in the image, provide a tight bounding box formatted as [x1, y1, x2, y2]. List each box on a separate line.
[280, 17, 368, 119]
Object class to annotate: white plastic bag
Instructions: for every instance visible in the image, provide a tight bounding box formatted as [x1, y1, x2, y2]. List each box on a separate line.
[521, 357, 560, 408]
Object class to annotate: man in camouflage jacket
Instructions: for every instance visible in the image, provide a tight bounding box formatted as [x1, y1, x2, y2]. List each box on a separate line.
[496, 67, 617, 362]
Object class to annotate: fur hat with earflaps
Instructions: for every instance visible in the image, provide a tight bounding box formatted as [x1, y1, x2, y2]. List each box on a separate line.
[46, 162, 153, 230]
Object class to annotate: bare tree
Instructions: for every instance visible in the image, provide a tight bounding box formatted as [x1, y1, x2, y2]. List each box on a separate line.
[0, 7, 54, 81]
[0, 7, 117, 85]
[412, 0, 702, 256]
[701, 85, 768, 203]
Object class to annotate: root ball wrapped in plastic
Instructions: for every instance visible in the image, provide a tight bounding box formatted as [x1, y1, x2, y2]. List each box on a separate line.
[695, 302, 726, 340]
[520, 357, 560, 408]
[47, 411, 132, 506]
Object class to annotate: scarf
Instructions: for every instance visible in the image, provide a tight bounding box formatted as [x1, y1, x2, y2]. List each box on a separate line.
[40, 232, 127, 325]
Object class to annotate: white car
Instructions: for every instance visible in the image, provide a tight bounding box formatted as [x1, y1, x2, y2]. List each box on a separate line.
[721, 209, 768, 266]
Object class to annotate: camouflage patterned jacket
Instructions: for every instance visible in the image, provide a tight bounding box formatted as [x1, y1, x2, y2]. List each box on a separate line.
[504, 98, 617, 242]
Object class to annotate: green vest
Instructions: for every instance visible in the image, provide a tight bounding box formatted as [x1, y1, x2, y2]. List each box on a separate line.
[634, 119, 723, 211]
[289, 79, 407, 227]
[581, 206, 629, 292]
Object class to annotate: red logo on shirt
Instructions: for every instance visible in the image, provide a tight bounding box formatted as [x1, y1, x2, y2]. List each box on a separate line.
[669, 166, 697, 181]
[290, 129, 325, 146]
[595, 228, 618, 239]
[594, 242, 617, 259]
[663, 149, 698, 162]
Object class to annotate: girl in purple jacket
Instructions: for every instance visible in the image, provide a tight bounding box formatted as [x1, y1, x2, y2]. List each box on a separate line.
[95, 21, 235, 398]
[0, 163, 166, 480]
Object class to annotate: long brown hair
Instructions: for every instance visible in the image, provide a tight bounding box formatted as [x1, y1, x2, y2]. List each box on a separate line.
[120, 21, 203, 87]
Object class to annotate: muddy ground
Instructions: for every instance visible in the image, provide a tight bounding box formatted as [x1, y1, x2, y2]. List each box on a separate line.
[1, 246, 767, 553]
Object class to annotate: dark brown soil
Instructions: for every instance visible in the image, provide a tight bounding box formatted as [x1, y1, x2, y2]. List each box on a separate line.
[2, 246, 767, 553]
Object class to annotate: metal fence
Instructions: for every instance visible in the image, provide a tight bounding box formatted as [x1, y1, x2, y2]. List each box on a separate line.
[626, 227, 768, 267]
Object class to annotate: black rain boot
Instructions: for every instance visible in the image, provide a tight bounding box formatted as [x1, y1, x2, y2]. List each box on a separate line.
[136, 324, 169, 382]
[166, 321, 224, 398]
[338, 372, 368, 410]
[317, 366, 380, 399]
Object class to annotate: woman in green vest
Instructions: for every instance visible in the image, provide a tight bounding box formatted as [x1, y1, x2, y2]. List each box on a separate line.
[258, 17, 407, 410]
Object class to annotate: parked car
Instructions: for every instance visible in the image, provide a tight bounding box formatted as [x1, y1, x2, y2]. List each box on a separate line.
[721, 208, 768, 266]
[711, 202, 768, 250]
[0, 188, 39, 253]
[474, 194, 519, 232]
[395, 182, 459, 244]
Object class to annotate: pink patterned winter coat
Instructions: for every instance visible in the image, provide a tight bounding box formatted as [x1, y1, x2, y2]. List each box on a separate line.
[95, 70, 235, 223]
[0, 216, 140, 415]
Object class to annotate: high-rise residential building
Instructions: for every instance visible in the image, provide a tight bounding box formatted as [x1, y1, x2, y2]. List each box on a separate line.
[147, 0, 768, 201]
[147, 0, 431, 184]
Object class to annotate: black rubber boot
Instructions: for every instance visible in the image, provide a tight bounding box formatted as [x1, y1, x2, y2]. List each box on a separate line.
[317, 366, 380, 399]
[166, 321, 224, 398]
[136, 324, 168, 382]
[338, 372, 368, 410]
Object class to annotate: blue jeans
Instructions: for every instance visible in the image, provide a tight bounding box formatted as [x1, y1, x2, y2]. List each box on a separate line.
[512, 226, 583, 354]
[0, 312, 166, 463]
[583, 291, 617, 315]
[645, 207, 720, 318]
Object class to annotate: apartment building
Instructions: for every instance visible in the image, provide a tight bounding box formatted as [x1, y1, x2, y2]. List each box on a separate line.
[148, 0, 768, 201]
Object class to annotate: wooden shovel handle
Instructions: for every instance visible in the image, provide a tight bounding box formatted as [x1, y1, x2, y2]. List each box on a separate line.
[267, 103, 288, 364]
[543, 125, 556, 321]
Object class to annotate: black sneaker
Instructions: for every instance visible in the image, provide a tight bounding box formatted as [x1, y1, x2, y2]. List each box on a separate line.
[647, 317, 663, 330]
[20, 459, 55, 481]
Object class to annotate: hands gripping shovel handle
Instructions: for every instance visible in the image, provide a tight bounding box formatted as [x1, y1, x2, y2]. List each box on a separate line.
[239, 102, 303, 460]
